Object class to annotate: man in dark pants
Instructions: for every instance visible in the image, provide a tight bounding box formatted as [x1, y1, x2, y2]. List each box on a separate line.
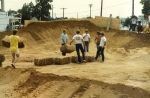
[61, 29, 68, 56]
[129, 15, 137, 31]
[83, 29, 90, 52]
[95, 32, 101, 56]
[70, 30, 86, 64]
[95, 33, 106, 62]
[137, 21, 143, 33]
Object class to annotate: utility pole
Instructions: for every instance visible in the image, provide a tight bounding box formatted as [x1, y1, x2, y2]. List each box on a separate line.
[89, 4, 93, 18]
[100, 0, 103, 17]
[51, 5, 53, 19]
[77, 13, 78, 18]
[100, 0, 103, 16]
[132, 0, 134, 16]
[55, 13, 56, 19]
[40, 0, 41, 20]
[60, 8, 67, 19]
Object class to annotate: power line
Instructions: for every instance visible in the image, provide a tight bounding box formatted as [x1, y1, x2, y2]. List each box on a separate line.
[56, 1, 132, 16]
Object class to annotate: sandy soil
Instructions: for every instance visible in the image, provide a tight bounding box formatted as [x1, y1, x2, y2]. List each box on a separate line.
[0, 20, 150, 98]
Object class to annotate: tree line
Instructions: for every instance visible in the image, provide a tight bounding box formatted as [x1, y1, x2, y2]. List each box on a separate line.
[7, 0, 150, 26]
[8, 0, 53, 24]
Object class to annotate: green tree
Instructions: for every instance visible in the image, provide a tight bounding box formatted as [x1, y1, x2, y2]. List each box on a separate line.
[7, 9, 17, 16]
[18, 3, 33, 24]
[123, 15, 138, 27]
[123, 17, 131, 27]
[35, 0, 53, 20]
[116, 16, 120, 19]
[140, 0, 150, 17]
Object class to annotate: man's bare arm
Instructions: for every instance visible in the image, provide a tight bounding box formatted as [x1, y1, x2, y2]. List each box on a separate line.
[70, 39, 74, 45]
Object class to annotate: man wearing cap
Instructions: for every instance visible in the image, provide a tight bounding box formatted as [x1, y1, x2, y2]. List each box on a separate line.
[95, 33, 106, 62]
[70, 30, 86, 64]
[129, 15, 137, 31]
[61, 29, 68, 56]
[83, 29, 90, 52]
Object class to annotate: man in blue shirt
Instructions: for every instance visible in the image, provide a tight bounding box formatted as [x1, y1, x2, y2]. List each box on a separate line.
[6, 24, 10, 32]
[61, 29, 68, 56]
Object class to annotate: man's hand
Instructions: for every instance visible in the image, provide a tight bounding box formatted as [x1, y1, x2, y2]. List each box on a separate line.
[102, 46, 105, 49]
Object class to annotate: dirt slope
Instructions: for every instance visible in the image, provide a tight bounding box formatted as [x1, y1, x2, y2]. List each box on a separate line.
[0, 67, 150, 98]
[1, 20, 150, 52]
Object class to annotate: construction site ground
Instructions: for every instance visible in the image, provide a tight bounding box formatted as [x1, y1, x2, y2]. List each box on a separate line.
[0, 20, 150, 98]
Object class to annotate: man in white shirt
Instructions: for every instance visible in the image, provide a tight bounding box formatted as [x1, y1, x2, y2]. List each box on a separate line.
[129, 15, 137, 31]
[95, 33, 106, 62]
[83, 29, 90, 52]
[61, 29, 68, 56]
[70, 30, 86, 64]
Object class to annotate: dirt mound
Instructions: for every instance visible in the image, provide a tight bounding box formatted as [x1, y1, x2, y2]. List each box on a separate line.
[0, 67, 149, 98]
[1, 20, 150, 52]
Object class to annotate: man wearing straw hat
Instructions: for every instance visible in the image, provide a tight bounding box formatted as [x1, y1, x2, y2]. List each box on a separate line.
[9, 29, 20, 68]
[83, 29, 90, 52]
[129, 15, 137, 31]
[61, 29, 68, 56]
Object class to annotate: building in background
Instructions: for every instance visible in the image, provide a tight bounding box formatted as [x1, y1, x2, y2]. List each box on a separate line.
[0, 0, 22, 32]
[0, 0, 9, 32]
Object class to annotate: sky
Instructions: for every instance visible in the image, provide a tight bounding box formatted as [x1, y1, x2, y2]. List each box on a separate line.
[1, 0, 143, 18]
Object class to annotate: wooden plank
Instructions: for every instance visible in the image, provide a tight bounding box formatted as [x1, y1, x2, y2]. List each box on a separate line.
[106, 14, 112, 31]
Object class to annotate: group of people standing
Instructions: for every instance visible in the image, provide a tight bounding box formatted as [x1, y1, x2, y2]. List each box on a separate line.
[129, 15, 143, 33]
[129, 12, 150, 33]
[8, 28, 106, 68]
[61, 29, 106, 64]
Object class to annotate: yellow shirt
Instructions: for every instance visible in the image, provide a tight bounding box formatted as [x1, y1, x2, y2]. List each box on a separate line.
[9, 35, 20, 52]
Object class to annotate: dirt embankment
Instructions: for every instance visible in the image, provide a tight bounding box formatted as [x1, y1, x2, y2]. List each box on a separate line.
[1, 20, 150, 52]
[0, 67, 150, 98]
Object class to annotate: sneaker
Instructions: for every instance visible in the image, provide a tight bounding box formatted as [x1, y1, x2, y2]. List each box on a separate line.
[83, 60, 86, 63]
[77, 62, 81, 64]
[101, 60, 104, 62]
[11, 64, 16, 68]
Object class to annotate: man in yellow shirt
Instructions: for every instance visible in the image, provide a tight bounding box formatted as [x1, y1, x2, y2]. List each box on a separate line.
[9, 30, 20, 68]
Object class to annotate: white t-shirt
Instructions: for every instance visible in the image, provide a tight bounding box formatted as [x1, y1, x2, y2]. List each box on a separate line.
[73, 34, 83, 44]
[99, 36, 106, 47]
[148, 15, 150, 22]
[83, 33, 90, 41]
[131, 18, 137, 24]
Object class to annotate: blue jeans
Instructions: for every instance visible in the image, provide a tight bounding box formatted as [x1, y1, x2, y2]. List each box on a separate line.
[76, 44, 85, 63]
[96, 42, 100, 50]
[95, 47, 105, 61]
[84, 41, 89, 52]
[129, 24, 136, 31]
